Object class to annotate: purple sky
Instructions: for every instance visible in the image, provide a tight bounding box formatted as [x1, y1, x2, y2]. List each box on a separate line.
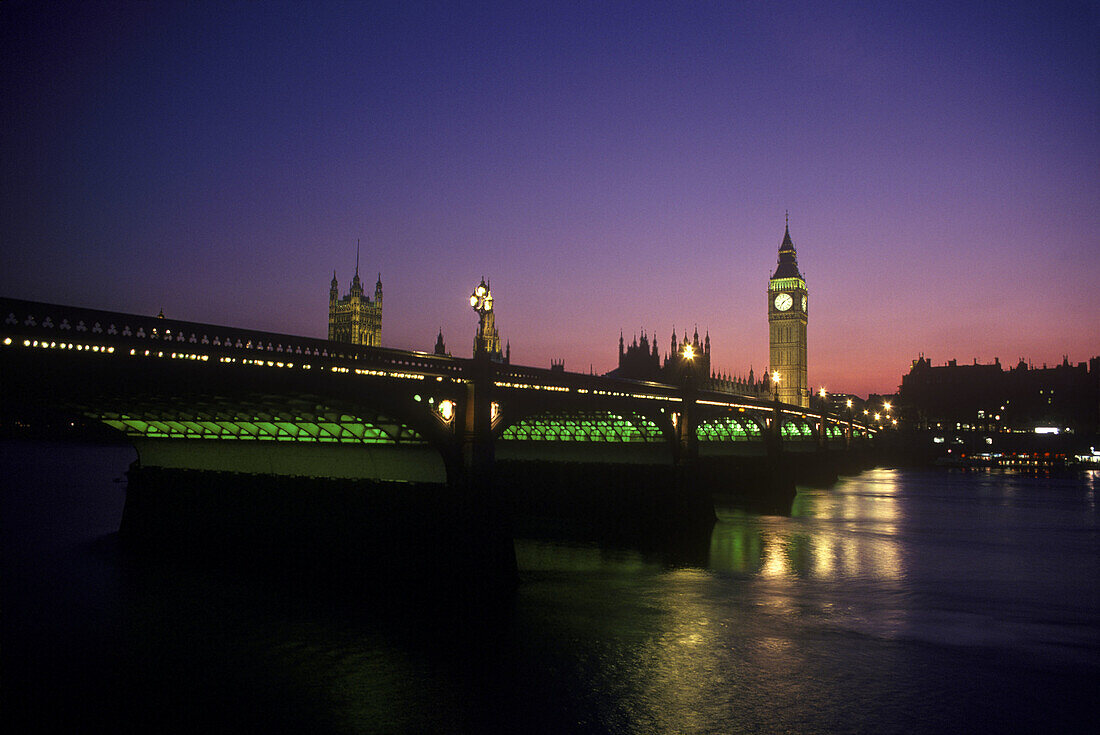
[2, 1, 1097, 397]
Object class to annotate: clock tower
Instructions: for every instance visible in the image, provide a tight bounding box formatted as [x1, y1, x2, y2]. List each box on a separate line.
[768, 217, 809, 407]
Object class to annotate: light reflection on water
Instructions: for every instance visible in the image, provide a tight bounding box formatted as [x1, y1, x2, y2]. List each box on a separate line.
[710, 468, 905, 585]
[509, 467, 1099, 732]
[5, 442, 1099, 734]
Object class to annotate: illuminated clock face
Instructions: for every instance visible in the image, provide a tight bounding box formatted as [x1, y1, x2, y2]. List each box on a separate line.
[801, 296, 807, 311]
[774, 293, 793, 311]
[470, 295, 478, 307]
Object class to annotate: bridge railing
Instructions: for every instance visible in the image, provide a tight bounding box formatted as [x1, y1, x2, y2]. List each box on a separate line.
[492, 362, 683, 402]
[1, 297, 464, 377]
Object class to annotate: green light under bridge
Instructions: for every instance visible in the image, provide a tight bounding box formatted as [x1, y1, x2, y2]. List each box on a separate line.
[781, 420, 814, 438]
[98, 415, 426, 445]
[501, 412, 663, 442]
[696, 416, 762, 441]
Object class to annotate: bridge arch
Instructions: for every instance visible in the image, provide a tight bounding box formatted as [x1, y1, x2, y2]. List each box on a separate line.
[97, 404, 428, 445]
[695, 414, 766, 442]
[86, 394, 452, 483]
[780, 416, 816, 440]
[494, 408, 677, 465]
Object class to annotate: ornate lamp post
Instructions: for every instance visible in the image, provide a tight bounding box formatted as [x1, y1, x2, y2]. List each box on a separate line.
[818, 387, 828, 446]
[465, 279, 497, 480]
[846, 398, 854, 445]
[769, 370, 782, 449]
[678, 342, 698, 460]
[679, 342, 697, 381]
[469, 279, 500, 357]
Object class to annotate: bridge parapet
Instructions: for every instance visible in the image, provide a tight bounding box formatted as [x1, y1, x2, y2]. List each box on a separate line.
[1, 297, 464, 378]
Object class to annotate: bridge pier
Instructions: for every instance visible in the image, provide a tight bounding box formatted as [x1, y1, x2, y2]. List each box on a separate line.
[120, 463, 519, 598]
[459, 350, 496, 485]
[701, 455, 796, 515]
[454, 349, 518, 587]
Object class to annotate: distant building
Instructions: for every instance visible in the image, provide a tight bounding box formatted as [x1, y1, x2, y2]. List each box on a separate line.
[768, 216, 809, 407]
[900, 355, 1100, 434]
[433, 329, 448, 356]
[328, 244, 382, 347]
[823, 392, 867, 416]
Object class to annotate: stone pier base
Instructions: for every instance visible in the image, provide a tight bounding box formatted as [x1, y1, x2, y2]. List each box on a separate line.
[121, 466, 517, 597]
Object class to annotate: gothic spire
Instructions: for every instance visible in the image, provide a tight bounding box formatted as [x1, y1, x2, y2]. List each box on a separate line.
[772, 215, 803, 280]
[351, 240, 362, 290]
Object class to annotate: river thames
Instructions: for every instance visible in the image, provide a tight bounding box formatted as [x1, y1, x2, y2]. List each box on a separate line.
[3, 440, 1097, 733]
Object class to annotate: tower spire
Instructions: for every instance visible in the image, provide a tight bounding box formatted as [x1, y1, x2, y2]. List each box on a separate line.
[772, 215, 802, 279]
[355, 238, 360, 277]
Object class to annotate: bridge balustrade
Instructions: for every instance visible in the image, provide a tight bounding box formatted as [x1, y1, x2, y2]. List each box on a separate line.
[1, 297, 464, 378]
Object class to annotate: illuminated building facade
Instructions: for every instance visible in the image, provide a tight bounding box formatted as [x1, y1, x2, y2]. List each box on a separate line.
[328, 245, 382, 347]
[768, 218, 809, 407]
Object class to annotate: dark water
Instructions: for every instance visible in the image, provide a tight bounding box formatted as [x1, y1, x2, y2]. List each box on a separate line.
[3, 440, 1098, 733]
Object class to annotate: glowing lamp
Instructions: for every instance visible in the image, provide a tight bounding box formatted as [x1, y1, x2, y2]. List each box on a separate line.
[438, 400, 455, 421]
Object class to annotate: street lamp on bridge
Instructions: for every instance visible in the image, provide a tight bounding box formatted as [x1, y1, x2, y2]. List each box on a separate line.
[771, 371, 781, 403]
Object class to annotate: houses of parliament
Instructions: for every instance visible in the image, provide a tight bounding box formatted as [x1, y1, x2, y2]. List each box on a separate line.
[612, 220, 811, 407]
[326, 221, 813, 409]
[327, 244, 382, 347]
